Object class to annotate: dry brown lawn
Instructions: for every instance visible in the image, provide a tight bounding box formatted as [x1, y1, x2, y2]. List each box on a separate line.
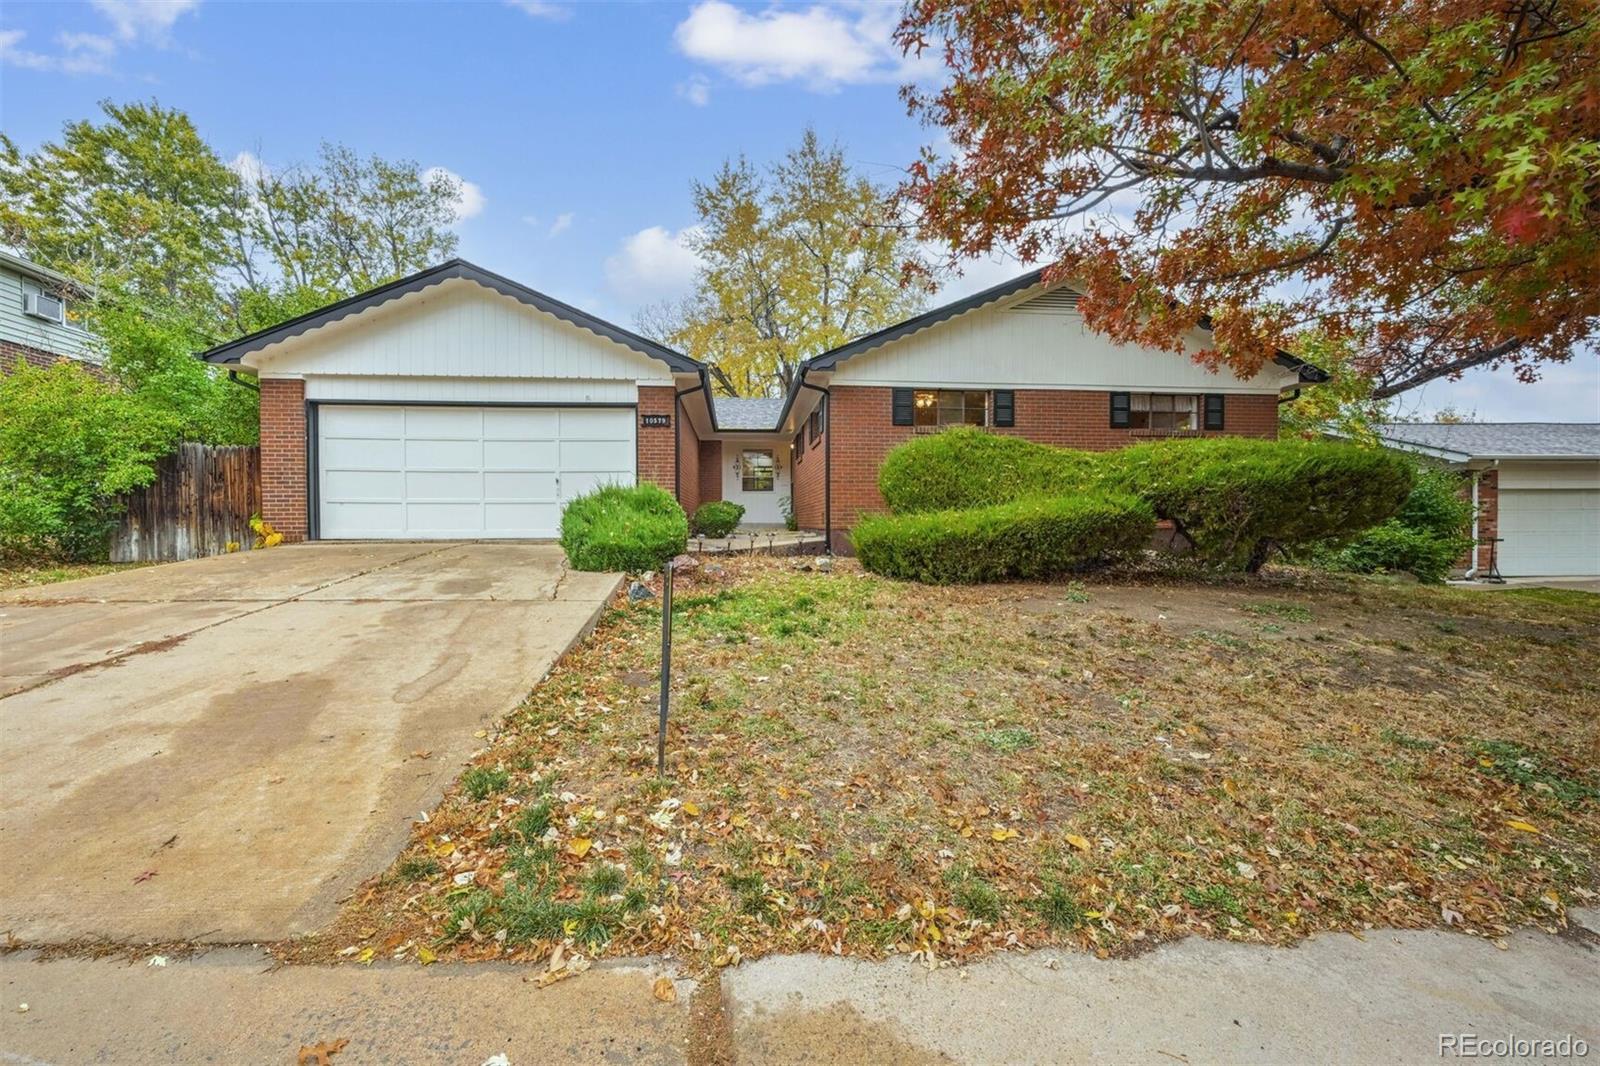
[289, 559, 1599, 971]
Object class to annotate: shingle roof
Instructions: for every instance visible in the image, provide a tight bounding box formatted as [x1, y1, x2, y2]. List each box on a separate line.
[198, 259, 701, 372]
[1374, 422, 1600, 460]
[710, 396, 787, 430]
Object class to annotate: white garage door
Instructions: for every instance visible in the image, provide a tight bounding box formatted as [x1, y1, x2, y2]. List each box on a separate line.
[1497, 489, 1600, 576]
[316, 405, 635, 539]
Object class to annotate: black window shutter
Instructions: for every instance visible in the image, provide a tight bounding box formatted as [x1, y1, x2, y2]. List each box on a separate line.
[1109, 391, 1131, 428]
[891, 388, 914, 426]
[993, 390, 1015, 427]
[1204, 394, 1225, 430]
[817, 394, 826, 436]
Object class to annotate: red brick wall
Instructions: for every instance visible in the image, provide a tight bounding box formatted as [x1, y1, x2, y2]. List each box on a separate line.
[637, 386, 677, 498]
[1470, 468, 1499, 572]
[792, 424, 827, 531]
[1, 338, 108, 380]
[698, 440, 723, 506]
[811, 386, 1280, 546]
[676, 402, 703, 515]
[259, 378, 308, 542]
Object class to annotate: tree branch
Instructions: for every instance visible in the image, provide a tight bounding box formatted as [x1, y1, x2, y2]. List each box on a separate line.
[1370, 337, 1525, 398]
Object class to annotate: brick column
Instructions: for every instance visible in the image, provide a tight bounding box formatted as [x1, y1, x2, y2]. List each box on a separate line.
[637, 386, 677, 497]
[259, 378, 308, 541]
[1473, 469, 1500, 573]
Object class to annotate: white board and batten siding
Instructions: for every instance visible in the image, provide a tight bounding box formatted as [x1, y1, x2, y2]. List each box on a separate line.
[247, 277, 674, 386]
[829, 284, 1301, 394]
[244, 277, 676, 541]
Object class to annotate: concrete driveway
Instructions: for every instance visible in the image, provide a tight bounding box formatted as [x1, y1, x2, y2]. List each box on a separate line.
[0, 543, 618, 944]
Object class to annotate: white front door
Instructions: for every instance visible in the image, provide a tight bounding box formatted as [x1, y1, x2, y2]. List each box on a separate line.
[316, 404, 635, 539]
[1496, 489, 1600, 576]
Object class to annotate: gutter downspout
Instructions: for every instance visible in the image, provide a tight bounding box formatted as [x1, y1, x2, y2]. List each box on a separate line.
[1464, 470, 1482, 579]
[227, 369, 259, 392]
[799, 375, 831, 556]
[674, 375, 707, 505]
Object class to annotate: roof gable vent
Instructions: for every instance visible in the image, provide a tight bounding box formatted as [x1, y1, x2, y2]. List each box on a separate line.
[1008, 288, 1081, 314]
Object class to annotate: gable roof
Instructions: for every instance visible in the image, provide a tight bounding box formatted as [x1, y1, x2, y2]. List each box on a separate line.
[198, 259, 701, 372]
[801, 269, 1329, 384]
[1373, 422, 1600, 461]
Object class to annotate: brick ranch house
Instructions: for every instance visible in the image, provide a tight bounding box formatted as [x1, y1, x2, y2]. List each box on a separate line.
[200, 259, 1326, 547]
[1370, 423, 1599, 579]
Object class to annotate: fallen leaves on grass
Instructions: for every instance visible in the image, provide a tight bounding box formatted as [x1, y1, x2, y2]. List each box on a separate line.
[288, 560, 1600, 973]
[297, 1038, 349, 1065]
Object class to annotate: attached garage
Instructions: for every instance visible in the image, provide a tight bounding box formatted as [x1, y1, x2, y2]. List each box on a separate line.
[314, 404, 636, 539]
[200, 260, 706, 542]
[1374, 423, 1600, 579]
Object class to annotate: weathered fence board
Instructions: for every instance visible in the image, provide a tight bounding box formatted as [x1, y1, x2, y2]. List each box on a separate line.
[110, 443, 261, 562]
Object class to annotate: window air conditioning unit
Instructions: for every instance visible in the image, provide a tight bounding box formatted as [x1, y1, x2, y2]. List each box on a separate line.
[23, 291, 65, 324]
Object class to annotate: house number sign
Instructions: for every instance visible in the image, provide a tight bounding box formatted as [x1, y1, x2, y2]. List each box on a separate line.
[641, 413, 671, 428]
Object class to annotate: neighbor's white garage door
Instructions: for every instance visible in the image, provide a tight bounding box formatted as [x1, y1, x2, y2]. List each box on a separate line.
[316, 405, 635, 539]
[1496, 489, 1600, 576]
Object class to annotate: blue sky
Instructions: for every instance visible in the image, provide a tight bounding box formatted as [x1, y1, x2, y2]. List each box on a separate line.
[1, 0, 1594, 420]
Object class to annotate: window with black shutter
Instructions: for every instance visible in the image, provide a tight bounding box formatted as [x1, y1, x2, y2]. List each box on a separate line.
[993, 390, 1015, 427]
[891, 388, 914, 426]
[794, 431, 803, 463]
[1204, 394, 1225, 430]
[1110, 391, 1131, 428]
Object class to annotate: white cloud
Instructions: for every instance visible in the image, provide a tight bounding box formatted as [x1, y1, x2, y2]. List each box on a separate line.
[677, 74, 711, 107]
[674, 0, 930, 91]
[504, 0, 570, 19]
[547, 212, 574, 237]
[91, 0, 201, 43]
[228, 149, 269, 186]
[604, 225, 703, 302]
[2, 1, 199, 76]
[424, 166, 487, 222]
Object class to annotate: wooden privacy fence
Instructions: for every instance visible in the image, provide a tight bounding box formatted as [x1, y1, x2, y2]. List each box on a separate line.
[110, 443, 261, 562]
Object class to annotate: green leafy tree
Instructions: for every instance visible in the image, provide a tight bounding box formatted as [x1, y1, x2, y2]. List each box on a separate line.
[0, 100, 240, 322]
[0, 362, 182, 561]
[648, 129, 927, 396]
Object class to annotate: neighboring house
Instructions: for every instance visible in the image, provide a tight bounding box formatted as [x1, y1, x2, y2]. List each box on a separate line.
[200, 260, 1324, 546]
[1372, 423, 1600, 578]
[0, 249, 100, 373]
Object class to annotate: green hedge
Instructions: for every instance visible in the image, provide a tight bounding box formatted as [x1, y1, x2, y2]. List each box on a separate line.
[691, 500, 745, 537]
[1097, 438, 1415, 572]
[851, 492, 1155, 583]
[1318, 466, 1473, 582]
[877, 426, 1099, 514]
[559, 483, 688, 573]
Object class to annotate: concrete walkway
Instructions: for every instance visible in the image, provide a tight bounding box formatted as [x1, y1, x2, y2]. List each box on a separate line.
[0, 543, 619, 944]
[2, 915, 1594, 1064]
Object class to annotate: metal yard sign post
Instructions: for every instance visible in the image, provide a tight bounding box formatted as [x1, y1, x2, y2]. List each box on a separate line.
[657, 559, 673, 775]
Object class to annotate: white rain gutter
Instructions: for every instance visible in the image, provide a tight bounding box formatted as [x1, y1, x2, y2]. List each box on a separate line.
[1464, 471, 1482, 579]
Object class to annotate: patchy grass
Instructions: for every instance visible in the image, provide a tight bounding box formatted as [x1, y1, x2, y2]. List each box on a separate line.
[0, 561, 151, 592]
[298, 559, 1600, 971]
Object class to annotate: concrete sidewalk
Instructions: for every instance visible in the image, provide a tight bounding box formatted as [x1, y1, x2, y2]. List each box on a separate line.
[3, 914, 1595, 1065]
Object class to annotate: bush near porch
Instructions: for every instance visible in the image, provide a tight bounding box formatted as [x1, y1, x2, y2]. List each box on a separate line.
[559, 483, 688, 573]
[691, 500, 746, 538]
[863, 429, 1414, 580]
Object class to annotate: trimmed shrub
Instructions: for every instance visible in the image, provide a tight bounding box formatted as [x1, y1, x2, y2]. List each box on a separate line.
[877, 426, 1100, 514]
[851, 492, 1155, 584]
[559, 483, 688, 573]
[1318, 466, 1473, 582]
[1101, 438, 1414, 572]
[691, 500, 745, 537]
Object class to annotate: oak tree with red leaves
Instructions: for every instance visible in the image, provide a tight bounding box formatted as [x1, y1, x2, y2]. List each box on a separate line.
[897, 0, 1598, 397]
